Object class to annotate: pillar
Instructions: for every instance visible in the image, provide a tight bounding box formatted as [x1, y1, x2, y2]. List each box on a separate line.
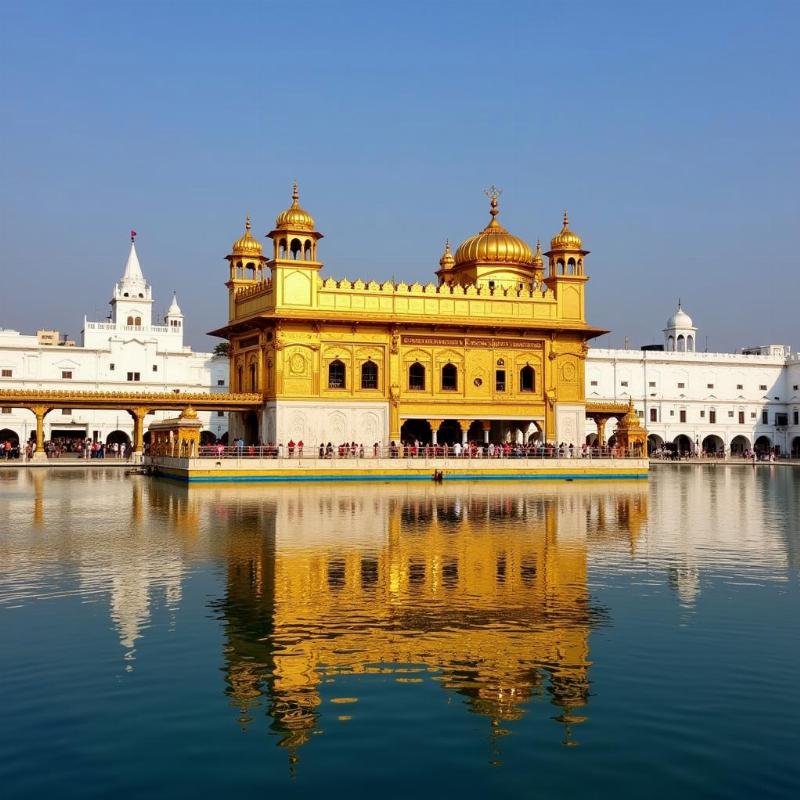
[129, 407, 149, 456]
[482, 420, 491, 444]
[31, 405, 49, 461]
[458, 419, 472, 446]
[596, 416, 608, 448]
[427, 419, 442, 445]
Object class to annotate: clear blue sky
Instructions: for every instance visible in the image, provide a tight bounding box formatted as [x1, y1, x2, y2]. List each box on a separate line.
[1, 0, 798, 352]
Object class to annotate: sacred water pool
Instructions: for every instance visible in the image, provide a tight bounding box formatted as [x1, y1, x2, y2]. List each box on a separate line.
[1, 467, 798, 798]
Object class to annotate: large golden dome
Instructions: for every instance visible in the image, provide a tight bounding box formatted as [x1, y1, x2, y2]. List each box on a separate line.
[275, 182, 316, 231]
[550, 210, 583, 251]
[231, 216, 263, 257]
[453, 194, 533, 268]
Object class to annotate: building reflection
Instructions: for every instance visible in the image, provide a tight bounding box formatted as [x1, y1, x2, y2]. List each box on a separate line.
[150, 481, 650, 760]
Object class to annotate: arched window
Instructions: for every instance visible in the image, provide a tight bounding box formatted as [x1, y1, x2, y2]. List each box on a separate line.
[577, 258, 583, 274]
[328, 359, 346, 389]
[441, 363, 457, 391]
[687, 334, 694, 352]
[279, 240, 287, 259]
[520, 365, 535, 392]
[237, 366, 243, 392]
[134, 317, 142, 326]
[361, 360, 378, 389]
[677, 334, 685, 352]
[567, 258, 576, 275]
[409, 362, 425, 390]
[249, 363, 257, 391]
[304, 239, 312, 260]
[127, 316, 133, 326]
[557, 260, 565, 275]
[290, 238, 303, 260]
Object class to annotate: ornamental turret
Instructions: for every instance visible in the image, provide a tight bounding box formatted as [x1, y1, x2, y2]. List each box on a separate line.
[545, 211, 589, 322]
[436, 240, 455, 285]
[225, 216, 268, 319]
[111, 233, 153, 327]
[266, 183, 324, 308]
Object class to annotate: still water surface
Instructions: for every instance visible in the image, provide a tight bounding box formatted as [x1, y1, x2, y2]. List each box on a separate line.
[1, 467, 798, 798]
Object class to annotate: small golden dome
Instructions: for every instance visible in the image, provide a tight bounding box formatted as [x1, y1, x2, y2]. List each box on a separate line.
[275, 182, 316, 231]
[532, 240, 544, 269]
[453, 192, 533, 268]
[550, 210, 583, 251]
[439, 239, 455, 270]
[231, 216, 263, 257]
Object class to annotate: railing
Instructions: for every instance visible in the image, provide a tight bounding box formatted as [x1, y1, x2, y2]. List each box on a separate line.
[169, 444, 645, 460]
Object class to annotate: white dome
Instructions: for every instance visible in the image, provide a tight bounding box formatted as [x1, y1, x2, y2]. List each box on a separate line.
[667, 304, 693, 329]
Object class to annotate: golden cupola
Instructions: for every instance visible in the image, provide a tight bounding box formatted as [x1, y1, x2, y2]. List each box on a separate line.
[549, 211, 584, 252]
[448, 189, 536, 289]
[274, 182, 316, 232]
[545, 210, 588, 280]
[226, 216, 267, 293]
[436, 239, 455, 284]
[231, 216, 263, 258]
[268, 182, 323, 263]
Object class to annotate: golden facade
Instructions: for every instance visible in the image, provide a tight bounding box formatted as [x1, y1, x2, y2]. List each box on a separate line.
[212, 185, 605, 446]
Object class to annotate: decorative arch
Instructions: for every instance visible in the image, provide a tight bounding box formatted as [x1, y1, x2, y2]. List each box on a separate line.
[290, 238, 303, 260]
[441, 363, 458, 391]
[687, 334, 695, 352]
[409, 362, 426, 390]
[0, 428, 20, 446]
[519, 365, 535, 392]
[328, 359, 346, 389]
[730, 435, 751, 455]
[106, 430, 130, 446]
[677, 334, 685, 352]
[361, 359, 378, 390]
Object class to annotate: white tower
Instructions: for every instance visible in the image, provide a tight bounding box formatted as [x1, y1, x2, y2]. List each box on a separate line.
[663, 302, 697, 352]
[111, 234, 153, 328]
[164, 292, 183, 336]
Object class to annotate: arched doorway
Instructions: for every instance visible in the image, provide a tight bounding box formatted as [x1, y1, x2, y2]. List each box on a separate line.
[243, 411, 259, 445]
[467, 420, 484, 443]
[647, 433, 664, 454]
[400, 419, 431, 445]
[219, 431, 229, 445]
[730, 435, 751, 456]
[106, 430, 130, 446]
[792, 437, 800, 458]
[754, 435, 772, 455]
[0, 428, 20, 446]
[200, 430, 216, 446]
[702, 434, 724, 455]
[674, 434, 692, 456]
[436, 419, 462, 446]
[143, 431, 151, 446]
[585, 433, 598, 446]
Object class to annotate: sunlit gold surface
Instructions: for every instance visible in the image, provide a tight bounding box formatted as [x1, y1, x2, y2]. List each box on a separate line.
[217, 186, 604, 444]
[231, 216, 263, 257]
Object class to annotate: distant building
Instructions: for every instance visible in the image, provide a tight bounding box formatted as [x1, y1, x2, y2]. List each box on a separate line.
[0, 239, 228, 448]
[586, 304, 800, 456]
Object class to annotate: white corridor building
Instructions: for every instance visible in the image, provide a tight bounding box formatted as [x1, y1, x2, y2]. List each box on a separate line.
[0, 238, 229, 448]
[586, 304, 800, 456]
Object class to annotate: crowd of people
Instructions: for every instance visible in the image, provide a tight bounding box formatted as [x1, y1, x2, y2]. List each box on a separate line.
[195, 438, 634, 459]
[0, 436, 132, 460]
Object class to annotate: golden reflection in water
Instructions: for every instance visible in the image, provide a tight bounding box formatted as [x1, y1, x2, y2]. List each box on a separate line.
[153, 481, 649, 758]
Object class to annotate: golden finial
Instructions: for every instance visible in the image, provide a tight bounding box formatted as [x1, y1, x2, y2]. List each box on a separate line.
[563, 210, 569, 227]
[484, 185, 502, 218]
[245, 215, 251, 232]
[292, 181, 299, 207]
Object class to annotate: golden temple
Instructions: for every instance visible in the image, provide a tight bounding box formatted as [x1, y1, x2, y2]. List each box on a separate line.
[213, 185, 606, 448]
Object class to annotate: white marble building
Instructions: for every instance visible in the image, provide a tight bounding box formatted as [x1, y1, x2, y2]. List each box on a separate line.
[586, 304, 800, 456]
[0, 239, 229, 448]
